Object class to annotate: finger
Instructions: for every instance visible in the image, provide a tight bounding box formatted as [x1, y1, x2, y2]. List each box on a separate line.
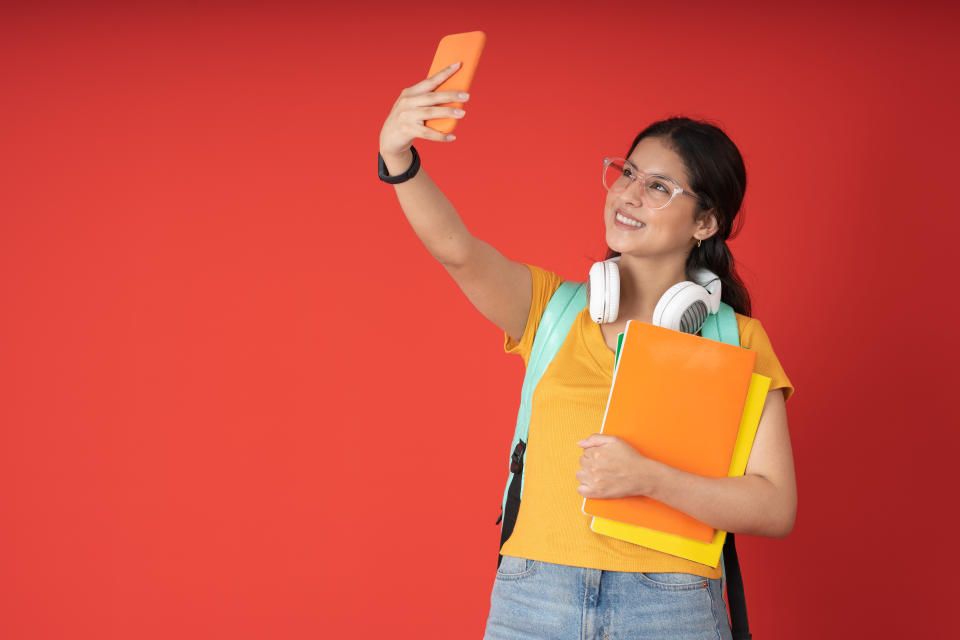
[412, 122, 457, 143]
[407, 62, 462, 95]
[406, 106, 465, 122]
[404, 90, 470, 109]
[577, 434, 607, 448]
[427, 61, 461, 84]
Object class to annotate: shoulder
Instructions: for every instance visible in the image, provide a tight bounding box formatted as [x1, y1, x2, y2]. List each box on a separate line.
[733, 312, 756, 332]
[732, 313, 770, 344]
[523, 262, 565, 297]
[503, 263, 568, 366]
[731, 312, 795, 403]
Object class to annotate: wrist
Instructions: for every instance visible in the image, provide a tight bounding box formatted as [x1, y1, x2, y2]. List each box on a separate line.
[380, 148, 413, 175]
[640, 458, 669, 499]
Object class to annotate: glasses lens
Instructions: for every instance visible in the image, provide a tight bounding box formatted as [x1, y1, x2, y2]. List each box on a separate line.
[603, 158, 631, 192]
[643, 176, 674, 209]
[603, 158, 677, 209]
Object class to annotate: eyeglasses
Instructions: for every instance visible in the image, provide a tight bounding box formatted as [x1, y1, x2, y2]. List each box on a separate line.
[602, 157, 705, 210]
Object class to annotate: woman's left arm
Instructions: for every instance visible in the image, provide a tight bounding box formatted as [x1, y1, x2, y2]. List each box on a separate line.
[576, 388, 797, 538]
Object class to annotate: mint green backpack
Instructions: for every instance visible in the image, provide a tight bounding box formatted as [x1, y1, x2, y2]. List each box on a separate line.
[494, 280, 752, 640]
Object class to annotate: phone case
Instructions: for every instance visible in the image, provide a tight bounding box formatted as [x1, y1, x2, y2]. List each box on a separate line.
[425, 31, 486, 134]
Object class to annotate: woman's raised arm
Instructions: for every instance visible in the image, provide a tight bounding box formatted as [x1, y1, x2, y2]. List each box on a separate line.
[379, 64, 532, 343]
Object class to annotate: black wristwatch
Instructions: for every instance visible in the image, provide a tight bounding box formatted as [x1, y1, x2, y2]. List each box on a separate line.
[378, 145, 421, 184]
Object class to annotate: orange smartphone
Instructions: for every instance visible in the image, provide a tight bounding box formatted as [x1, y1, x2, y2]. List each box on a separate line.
[424, 31, 486, 134]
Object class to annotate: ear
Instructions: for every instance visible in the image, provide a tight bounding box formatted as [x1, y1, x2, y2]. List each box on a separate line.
[695, 210, 720, 242]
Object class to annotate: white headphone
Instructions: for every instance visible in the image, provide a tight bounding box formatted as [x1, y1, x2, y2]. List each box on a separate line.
[587, 255, 722, 334]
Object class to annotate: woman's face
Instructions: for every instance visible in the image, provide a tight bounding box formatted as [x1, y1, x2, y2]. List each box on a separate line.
[604, 136, 710, 257]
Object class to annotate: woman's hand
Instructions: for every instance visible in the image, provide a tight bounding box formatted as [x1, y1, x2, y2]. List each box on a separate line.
[575, 434, 660, 499]
[378, 62, 470, 157]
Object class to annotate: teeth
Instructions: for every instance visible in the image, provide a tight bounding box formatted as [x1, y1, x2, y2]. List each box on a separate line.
[616, 212, 645, 228]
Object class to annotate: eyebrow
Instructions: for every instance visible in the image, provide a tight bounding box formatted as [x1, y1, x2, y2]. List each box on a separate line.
[623, 159, 682, 185]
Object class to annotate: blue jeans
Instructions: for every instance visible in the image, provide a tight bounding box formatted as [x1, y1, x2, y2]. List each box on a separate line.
[483, 555, 733, 640]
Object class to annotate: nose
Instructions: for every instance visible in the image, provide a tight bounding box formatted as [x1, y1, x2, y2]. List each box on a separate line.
[620, 178, 647, 207]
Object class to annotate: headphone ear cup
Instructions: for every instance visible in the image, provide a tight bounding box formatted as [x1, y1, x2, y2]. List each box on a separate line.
[653, 281, 711, 334]
[588, 258, 620, 323]
[604, 260, 619, 323]
[588, 261, 606, 323]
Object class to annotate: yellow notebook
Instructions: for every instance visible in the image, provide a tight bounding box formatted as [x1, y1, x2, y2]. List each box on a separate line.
[589, 372, 771, 567]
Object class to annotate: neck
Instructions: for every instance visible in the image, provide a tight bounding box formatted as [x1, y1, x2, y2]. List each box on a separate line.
[615, 252, 690, 323]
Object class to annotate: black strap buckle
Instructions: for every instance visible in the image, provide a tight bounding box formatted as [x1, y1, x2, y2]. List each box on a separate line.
[509, 441, 526, 474]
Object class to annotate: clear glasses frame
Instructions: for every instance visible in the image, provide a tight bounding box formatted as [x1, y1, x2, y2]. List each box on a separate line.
[602, 157, 705, 210]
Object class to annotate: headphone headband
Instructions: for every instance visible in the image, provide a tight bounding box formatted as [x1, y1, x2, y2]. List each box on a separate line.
[690, 267, 721, 294]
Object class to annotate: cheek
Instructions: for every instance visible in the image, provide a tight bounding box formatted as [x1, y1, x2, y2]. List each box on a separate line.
[664, 218, 687, 234]
[657, 211, 695, 235]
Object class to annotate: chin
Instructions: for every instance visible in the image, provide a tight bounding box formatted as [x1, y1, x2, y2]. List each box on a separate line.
[605, 229, 637, 253]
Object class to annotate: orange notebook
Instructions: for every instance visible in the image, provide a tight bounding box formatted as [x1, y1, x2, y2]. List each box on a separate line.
[581, 320, 757, 542]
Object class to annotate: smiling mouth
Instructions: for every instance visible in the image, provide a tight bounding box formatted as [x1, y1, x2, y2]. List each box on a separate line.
[614, 210, 646, 228]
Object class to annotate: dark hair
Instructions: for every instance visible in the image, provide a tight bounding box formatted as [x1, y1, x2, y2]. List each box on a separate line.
[603, 116, 752, 317]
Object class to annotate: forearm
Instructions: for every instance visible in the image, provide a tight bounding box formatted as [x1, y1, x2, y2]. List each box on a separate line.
[381, 149, 472, 265]
[645, 460, 794, 538]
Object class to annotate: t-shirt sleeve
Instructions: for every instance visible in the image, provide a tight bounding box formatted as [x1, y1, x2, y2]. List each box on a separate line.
[503, 263, 565, 368]
[740, 317, 795, 403]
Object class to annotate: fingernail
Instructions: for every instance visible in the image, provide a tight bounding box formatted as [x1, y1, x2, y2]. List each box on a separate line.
[453, 109, 465, 116]
[446, 134, 456, 141]
[450, 61, 461, 69]
[458, 92, 470, 100]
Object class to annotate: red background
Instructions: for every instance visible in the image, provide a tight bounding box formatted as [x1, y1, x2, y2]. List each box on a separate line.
[2, 1, 958, 638]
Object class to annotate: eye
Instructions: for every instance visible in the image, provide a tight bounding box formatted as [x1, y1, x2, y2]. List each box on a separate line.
[622, 167, 635, 179]
[649, 180, 669, 193]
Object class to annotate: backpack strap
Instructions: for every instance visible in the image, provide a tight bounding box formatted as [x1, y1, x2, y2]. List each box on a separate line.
[496, 281, 586, 563]
[700, 300, 752, 640]
[700, 300, 740, 347]
[502, 281, 586, 512]
[722, 531, 752, 640]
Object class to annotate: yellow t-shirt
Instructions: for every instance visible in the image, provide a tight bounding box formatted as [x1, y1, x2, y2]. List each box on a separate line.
[500, 263, 795, 578]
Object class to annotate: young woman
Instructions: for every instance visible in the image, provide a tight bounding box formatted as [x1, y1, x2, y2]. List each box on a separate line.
[379, 62, 796, 640]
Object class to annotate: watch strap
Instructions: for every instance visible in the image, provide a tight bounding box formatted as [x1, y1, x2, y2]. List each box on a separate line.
[378, 145, 421, 184]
